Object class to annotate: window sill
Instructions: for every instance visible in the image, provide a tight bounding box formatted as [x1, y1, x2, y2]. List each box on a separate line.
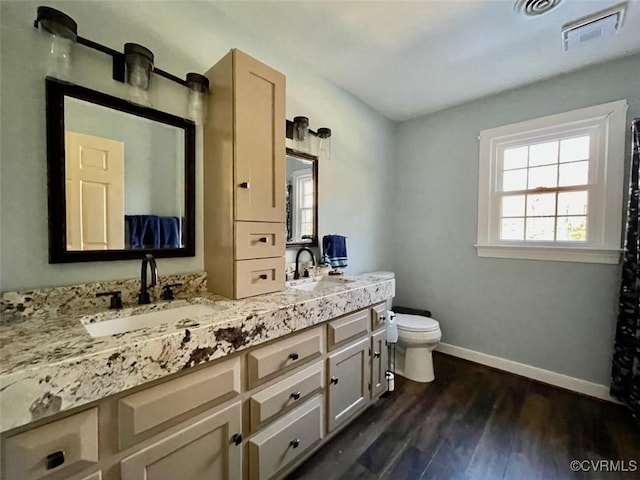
[474, 244, 622, 264]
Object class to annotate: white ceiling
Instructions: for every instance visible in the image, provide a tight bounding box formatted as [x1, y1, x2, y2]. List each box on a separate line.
[212, 0, 640, 121]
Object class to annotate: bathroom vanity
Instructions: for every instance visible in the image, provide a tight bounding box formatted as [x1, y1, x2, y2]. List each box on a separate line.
[0, 273, 394, 480]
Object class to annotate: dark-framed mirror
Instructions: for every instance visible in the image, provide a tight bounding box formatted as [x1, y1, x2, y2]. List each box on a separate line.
[46, 77, 196, 263]
[286, 148, 318, 247]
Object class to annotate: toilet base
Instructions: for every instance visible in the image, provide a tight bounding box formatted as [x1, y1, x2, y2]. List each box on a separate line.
[396, 345, 435, 383]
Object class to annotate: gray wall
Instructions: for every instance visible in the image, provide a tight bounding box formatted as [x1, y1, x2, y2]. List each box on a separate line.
[0, 0, 395, 290]
[393, 54, 640, 386]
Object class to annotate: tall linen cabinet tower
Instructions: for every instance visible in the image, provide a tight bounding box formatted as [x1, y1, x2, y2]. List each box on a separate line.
[204, 49, 286, 299]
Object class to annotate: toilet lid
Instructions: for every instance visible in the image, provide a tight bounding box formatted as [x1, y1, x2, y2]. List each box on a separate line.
[395, 313, 440, 332]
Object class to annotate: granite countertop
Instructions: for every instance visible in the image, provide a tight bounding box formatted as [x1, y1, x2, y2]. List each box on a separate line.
[0, 274, 394, 433]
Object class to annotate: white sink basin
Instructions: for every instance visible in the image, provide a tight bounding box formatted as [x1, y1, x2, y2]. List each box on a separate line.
[82, 304, 216, 338]
[289, 277, 354, 292]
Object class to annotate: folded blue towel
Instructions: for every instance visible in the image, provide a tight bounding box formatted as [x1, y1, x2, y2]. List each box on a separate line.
[159, 216, 181, 248]
[126, 215, 160, 249]
[322, 235, 348, 268]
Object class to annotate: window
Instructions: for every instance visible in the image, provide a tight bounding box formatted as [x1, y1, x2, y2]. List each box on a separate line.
[292, 170, 314, 240]
[476, 100, 628, 263]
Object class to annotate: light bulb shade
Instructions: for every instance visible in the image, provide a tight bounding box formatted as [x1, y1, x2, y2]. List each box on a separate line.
[36, 6, 77, 41]
[124, 43, 154, 105]
[317, 127, 332, 159]
[293, 116, 311, 153]
[186, 73, 209, 93]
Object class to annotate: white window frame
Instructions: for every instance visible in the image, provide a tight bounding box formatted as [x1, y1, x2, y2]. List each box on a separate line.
[476, 100, 628, 264]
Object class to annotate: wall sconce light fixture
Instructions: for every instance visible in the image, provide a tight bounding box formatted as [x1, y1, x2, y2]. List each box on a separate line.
[317, 127, 332, 159]
[293, 116, 310, 153]
[35, 6, 77, 81]
[34, 7, 209, 115]
[186, 73, 210, 125]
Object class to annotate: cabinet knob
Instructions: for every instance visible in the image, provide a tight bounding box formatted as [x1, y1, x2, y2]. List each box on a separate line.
[259, 274, 268, 280]
[259, 237, 269, 243]
[290, 438, 301, 449]
[46, 450, 65, 470]
[374, 351, 381, 358]
[291, 391, 301, 400]
[379, 315, 386, 322]
[289, 352, 299, 360]
[239, 182, 250, 189]
[330, 376, 339, 385]
[232, 433, 243, 446]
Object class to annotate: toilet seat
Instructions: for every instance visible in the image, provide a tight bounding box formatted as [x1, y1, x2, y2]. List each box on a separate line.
[395, 313, 440, 333]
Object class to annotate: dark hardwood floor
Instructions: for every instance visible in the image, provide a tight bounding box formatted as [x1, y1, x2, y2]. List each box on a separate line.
[287, 353, 640, 480]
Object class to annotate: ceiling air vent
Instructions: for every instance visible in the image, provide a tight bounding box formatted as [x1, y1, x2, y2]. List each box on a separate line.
[514, 0, 563, 17]
[562, 3, 627, 51]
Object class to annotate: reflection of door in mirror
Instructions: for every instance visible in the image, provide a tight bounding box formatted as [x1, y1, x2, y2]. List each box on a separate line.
[65, 131, 125, 250]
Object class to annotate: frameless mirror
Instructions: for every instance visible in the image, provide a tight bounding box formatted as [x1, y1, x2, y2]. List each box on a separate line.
[286, 148, 317, 247]
[46, 78, 195, 263]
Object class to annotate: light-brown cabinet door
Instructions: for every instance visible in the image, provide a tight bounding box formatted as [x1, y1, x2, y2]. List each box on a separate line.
[234, 49, 285, 223]
[120, 402, 242, 480]
[327, 337, 370, 433]
[370, 329, 388, 399]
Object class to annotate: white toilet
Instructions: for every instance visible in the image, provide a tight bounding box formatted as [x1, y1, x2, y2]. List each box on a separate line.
[395, 313, 442, 383]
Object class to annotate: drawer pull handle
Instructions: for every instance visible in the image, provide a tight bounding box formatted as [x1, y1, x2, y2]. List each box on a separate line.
[232, 433, 243, 446]
[374, 351, 381, 358]
[259, 274, 268, 280]
[259, 237, 269, 243]
[330, 376, 339, 385]
[290, 438, 301, 449]
[46, 450, 65, 470]
[289, 352, 299, 360]
[379, 315, 386, 322]
[291, 391, 301, 400]
[239, 182, 250, 189]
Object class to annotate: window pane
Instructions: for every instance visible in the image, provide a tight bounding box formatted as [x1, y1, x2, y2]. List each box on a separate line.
[528, 165, 557, 189]
[558, 161, 589, 186]
[504, 146, 528, 170]
[556, 216, 587, 241]
[560, 136, 589, 163]
[529, 141, 558, 167]
[526, 217, 555, 241]
[502, 169, 527, 192]
[557, 191, 588, 215]
[526, 193, 556, 216]
[500, 218, 524, 240]
[501, 195, 525, 217]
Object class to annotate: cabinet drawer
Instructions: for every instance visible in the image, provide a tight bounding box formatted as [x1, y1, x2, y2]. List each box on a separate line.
[248, 395, 323, 480]
[235, 257, 285, 299]
[118, 356, 241, 449]
[4, 408, 98, 480]
[250, 361, 323, 432]
[371, 302, 387, 331]
[327, 309, 369, 350]
[235, 222, 285, 260]
[247, 326, 323, 389]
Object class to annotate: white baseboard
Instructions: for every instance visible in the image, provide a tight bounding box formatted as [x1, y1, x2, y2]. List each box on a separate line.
[436, 343, 617, 403]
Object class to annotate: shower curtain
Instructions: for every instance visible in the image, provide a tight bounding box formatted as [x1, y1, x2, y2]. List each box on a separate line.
[611, 118, 640, 421]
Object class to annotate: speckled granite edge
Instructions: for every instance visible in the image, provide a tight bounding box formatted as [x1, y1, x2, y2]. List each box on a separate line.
[0, 275, 394, 433]
[0, 272, 207, 320]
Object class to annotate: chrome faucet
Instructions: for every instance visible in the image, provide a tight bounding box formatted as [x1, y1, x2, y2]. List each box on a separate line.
[294, 247, 316, 280]
[138, 254, 158, 305]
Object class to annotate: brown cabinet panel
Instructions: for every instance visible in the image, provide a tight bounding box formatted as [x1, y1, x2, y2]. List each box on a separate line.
[371, 302, 387, 331]
[327, 309, 370, 350]
[327, 337, 370, 433]
[235, 222, 285, 260]
[248, 395, 323, 480]
[235, 257, 285, 298]
[370, 329, 388, 399]
[3, 408, 98, 480]
[247, 327, 323, 389]
[118, 356, 241, 449]
[249, 361, 324, 432]
[120, 401, 242, 480]
[234, 50, 285, 223]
